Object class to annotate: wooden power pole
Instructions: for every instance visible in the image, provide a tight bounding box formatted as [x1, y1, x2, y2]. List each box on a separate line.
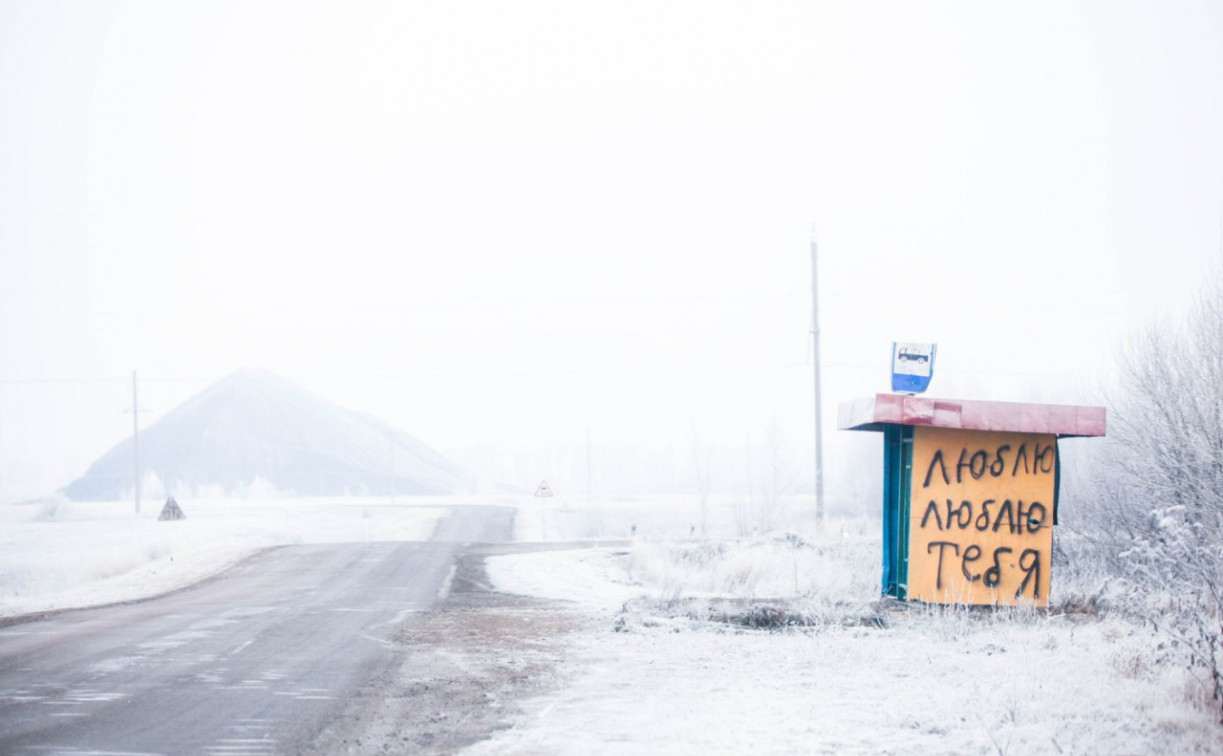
[131, 370, 141, 515]
[810, 235, 825, 526]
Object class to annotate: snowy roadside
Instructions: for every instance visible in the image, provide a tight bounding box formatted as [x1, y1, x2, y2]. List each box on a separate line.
[472, 544, 1222, 755]
[0, 497, 452, 618]
[0, 492, 843, 621]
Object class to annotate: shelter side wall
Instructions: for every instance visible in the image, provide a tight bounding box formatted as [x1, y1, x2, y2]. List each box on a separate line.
[907, 427, 1056, 606]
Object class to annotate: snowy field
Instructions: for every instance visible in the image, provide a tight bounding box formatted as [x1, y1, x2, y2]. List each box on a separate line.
[0, 496, 451, 618]
[479, 548, 1222, 755]
[482, 497, 1223, 755]
[0, 491, 800, 619]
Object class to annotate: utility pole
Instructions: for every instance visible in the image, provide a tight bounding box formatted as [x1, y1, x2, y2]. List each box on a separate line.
[586, 428, 592, 503]
[131, 370, 141, 515]
[389, 430, 396, 505]
[810, 233, 825, 527]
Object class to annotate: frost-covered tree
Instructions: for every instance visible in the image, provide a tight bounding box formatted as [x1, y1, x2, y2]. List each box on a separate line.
[1083, 271, 1223, 714]
[1112, 288, 1223, 517]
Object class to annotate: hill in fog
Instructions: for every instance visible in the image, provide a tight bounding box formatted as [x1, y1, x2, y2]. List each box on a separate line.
[63, 369, 468, 500]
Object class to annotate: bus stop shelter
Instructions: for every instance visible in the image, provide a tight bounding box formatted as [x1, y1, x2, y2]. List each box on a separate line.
[839, 394, 1106, 606]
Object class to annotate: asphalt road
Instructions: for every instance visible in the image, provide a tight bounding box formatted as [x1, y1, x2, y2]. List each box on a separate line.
[0, 505, 513, 756]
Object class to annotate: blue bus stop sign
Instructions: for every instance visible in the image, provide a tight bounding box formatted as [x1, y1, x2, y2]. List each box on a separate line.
[891, 342, 936, 393]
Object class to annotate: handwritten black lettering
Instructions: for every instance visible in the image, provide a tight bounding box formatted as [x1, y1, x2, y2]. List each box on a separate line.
[992, 499, 1015, 534]
[1012, 443, 1030, 476]
[1034, 443, 1055, 473]
[990, 445, 1010, 477]
[927, 541, 961, 590]
[956, 448, 988, 482]
[916, 437, 1055, 603]
[983, 546, 1013, 588]
[971, 450, 988, 479]
[1021, 501, 1047, 533]
[1016, 548, 1041, 599]
[944, 499, 972, 530]
[920, 500, 943, 530]
[923, 449, 951, 488]
[961, 544, 982, 582]
[974, 499, 995, 531]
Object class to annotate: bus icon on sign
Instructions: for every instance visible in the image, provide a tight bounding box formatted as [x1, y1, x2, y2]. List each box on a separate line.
[892, 341, 936, 393]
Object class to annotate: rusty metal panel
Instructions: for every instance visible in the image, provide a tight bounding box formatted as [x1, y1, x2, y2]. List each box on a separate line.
[838, 394, 1106, 438]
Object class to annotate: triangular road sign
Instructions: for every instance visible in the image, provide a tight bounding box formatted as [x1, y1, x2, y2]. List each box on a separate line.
[158, 496, 186, 521]
[534, 480, 553, 498]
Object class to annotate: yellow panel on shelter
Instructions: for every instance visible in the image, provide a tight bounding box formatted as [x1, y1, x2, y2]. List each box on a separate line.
[907, 426, 1056, 606]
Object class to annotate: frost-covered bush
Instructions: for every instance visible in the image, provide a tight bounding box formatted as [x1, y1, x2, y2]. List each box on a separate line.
[1111, 506, 1223, 709]
[1070, 270, 1223, 717]
[626, 523, 878, 603]
[34, 496, 72, 521]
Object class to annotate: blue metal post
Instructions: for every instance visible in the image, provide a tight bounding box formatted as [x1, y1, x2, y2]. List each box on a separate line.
[881, 424, 913, 599]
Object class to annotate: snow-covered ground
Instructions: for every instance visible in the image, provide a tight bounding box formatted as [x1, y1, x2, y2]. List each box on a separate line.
[0, 491, 828, 620]
[0, 491, 736, 619]
[513, 492, 832, 543]
[477, 525, 1223, 754]
[4, 493, 1220, 752]
[0, 496, 451, 617]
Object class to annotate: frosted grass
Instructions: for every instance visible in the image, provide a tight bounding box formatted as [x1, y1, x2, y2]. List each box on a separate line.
[482, 512, 1223, 754]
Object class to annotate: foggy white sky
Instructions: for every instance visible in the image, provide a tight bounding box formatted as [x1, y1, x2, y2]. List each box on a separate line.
[2, 2, 1222, 503]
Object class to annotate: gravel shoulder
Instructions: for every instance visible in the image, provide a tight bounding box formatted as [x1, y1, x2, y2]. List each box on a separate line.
[306, 546, 588, 755]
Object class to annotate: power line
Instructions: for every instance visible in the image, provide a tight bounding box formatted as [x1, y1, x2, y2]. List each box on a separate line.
[44, 289, 812, 319]
[0, 360, 1099, 386]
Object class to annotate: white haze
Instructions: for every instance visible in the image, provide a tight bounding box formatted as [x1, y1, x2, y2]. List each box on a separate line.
[2, 2, 1222, 503]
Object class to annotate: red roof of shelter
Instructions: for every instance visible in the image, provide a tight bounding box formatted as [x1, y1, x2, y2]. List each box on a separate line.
[838, 393, 1106, 437]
